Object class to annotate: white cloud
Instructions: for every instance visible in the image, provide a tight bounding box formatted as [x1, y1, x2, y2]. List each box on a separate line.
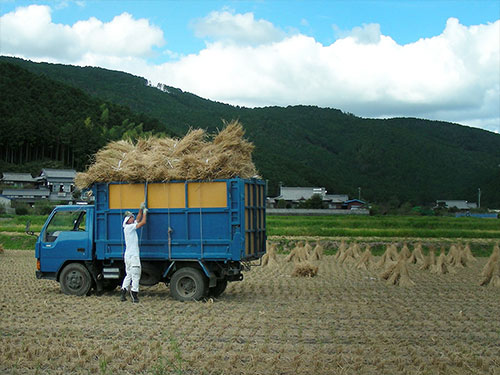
[1, 5, 498, 133]
[0, 5, 164, 62]
[147, 17, 499, 133]
[191, 10, 285, 46]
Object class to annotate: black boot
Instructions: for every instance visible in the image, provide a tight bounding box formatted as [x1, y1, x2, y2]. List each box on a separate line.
[120, 288, 127, 302]
[130, 291, 139, 303]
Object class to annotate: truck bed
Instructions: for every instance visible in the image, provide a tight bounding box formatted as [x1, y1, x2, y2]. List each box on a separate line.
[93, 178, 266, 262]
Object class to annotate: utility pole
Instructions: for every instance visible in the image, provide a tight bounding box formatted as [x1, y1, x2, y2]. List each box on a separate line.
[478, 188, 481, 208]
[358, 187, 361, 200]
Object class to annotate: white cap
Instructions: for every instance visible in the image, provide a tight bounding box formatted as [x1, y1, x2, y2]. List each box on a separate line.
[123, 211, 134, 227]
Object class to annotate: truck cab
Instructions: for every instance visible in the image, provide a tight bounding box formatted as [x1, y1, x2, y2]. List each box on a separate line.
[36, 205, 94, 294]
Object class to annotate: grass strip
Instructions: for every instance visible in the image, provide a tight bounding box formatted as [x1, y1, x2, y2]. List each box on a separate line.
[0, 234, 37, 250]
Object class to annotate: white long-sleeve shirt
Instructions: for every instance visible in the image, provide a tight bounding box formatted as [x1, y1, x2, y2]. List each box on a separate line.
[123, 221, 140, 258]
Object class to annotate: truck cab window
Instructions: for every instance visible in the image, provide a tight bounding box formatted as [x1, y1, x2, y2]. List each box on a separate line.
[44, 210, 86, 242]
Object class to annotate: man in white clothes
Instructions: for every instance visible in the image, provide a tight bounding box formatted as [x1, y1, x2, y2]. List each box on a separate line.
[120, 203, 147, 303]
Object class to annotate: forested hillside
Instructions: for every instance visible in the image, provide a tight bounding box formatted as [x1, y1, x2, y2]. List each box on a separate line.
[2, 56, 500, 207]
[0, 62, 174, 175]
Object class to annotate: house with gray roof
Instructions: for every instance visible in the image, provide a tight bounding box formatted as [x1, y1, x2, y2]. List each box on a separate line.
[273, 186, 350, 209]
[435, 200, 477, 210]
[35, 168, 76, 202]
[0, 172, 36, 187]
[1, 189, 50, 204]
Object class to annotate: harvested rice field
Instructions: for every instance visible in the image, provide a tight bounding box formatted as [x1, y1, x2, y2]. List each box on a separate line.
[1, 248, 499, 375]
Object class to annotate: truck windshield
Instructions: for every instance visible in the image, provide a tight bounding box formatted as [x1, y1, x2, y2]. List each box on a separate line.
[44, 210, 86, 242]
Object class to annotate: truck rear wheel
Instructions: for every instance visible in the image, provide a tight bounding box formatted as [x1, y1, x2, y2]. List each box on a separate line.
[60, 263, 92, 296]
[170, 267, 207, 301]
[208, 279, 228, 298]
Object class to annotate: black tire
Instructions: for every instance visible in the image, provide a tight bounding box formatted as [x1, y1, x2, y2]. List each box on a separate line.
[60, 263, 92, 296]
[208, 279, 228, 298]
[170, 267, 208, 301]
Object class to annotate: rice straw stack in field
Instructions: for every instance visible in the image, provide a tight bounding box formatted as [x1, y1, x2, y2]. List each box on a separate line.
[446, 244, 459, 263]
[311, 243, 324, 261]
[408, 243, 425, 265]
[399, 243, 411, 260]
[355, 245, 373, 270]
[351, 243, 362, 258]
[0, 243, 4, 254]
[284, 247, 296, 262]
[463, 243, 476, 263]
[75, 120, 258, 189]
[448, 244, 469, 268]
[380, 258, 415, 287]
[285, 242, 307, 263]
[262, 243, 278, 267]
[480, 244, 500, 287]
[291, 262, 319, 277]
[420, 248, 436, 270]
[338, 243, 358, 265]
[374, 244, 398, 269]
[481, 243, 499, 277]
[335, 240, 347, 260]
[431, 250, 450, 274]
[304, 241, 313, 259]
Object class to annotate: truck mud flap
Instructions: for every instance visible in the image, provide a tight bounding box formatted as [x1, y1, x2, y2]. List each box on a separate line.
[198, 261, 217, 288]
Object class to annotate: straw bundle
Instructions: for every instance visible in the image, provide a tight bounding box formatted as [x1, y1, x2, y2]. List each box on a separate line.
[380, 258, 415, 287]
[399, 243, 411, 260]
[480, 244, 500, 287]
[311, 243, 324, 261]
[448, 244, 468, 268]
[481, 244, 500, 278]
[291, 262, 319, 277]
[0, 243, 4, 254]
[338, 243, 358, 265]
[420, 248, 436, 270]
[408, 243, 425, 265]
[446, 245, 459, 263]
[285, 242, 307, 263]
[431, 251, 449, 274]
[355, 246, 373, 270]
[463, 243, 476, 263]
[374, 244, 399, 269]
[75, 120, 258, 189]
[304, 241, 313, 259]
[262, 243, 278, 267]
[335, 240, 347, 260]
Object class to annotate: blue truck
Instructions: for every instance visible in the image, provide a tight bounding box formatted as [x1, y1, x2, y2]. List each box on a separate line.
[35, 178, 266, 301]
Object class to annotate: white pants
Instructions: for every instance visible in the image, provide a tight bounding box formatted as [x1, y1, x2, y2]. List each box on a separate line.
[122, 255, 141, 292]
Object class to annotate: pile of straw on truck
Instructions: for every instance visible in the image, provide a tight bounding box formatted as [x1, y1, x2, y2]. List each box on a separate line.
[75, 120, 258, 189]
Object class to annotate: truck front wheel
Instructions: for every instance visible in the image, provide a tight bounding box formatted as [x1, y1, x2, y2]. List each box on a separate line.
[170, 267, 207, 301]
[60, 263, 92, 296]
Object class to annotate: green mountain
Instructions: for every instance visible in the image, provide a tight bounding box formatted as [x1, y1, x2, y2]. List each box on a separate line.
[2, 56, 500, 207]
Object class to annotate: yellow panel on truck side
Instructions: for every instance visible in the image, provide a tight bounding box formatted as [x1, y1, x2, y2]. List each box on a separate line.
[147, 182, 185, 208]
[108, 183, 145, 209]
[188, 182, 227, 208]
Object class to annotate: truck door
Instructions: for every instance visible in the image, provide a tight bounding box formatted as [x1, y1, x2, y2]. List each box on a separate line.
[39, 207, 92, 274]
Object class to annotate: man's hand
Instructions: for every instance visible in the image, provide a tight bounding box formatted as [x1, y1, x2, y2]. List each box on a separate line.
[143, 208, 148, 214]
[140, 202, 146, 210]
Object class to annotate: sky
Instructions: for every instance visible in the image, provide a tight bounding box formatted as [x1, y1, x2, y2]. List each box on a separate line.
[1, 0, 499, 133]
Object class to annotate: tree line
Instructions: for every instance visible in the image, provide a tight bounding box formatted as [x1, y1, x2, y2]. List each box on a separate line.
[2, 57, 500, 207]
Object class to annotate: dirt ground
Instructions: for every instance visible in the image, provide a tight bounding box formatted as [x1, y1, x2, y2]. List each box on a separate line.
[0, 250, 499, 375]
